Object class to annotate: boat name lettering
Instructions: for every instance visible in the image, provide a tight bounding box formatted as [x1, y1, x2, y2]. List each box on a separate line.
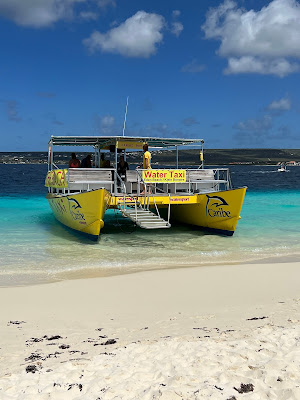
[206, 195, 231, 219]
[68, 198, 86, 221]
[207, 207, 231, 218]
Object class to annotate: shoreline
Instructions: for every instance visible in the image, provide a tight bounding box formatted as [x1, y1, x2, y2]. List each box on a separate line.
[2, 161, 300, 166]
[1, 252, 300, 289]
[0, 261, 299, 398]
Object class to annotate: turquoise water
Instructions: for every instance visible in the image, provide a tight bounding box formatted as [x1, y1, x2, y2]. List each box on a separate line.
[0, 165, 300, 286]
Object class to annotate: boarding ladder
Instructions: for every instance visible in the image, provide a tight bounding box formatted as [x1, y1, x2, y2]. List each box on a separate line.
[116, 171, 171, 229]
[117, 193, 171, 229]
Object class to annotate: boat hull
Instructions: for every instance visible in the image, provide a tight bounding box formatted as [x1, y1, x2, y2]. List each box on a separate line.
[111, 187, 246, 235]
[46, 189, 111, 239]
[170, 187, 247, 235]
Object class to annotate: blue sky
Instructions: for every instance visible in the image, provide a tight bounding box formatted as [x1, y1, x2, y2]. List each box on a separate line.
[1, 0, 300, 151]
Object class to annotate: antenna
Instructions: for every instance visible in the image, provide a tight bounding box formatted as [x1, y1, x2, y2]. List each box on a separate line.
[122, 96, 129, 137]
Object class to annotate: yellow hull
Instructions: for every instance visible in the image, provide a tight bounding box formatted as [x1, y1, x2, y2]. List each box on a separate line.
[110, 187, 246, 235]
[170, 187, 247, 235]
[46, 189, 111, 239]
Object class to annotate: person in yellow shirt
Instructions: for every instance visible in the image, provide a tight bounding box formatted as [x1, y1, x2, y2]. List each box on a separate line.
[143, 143, 151, 169]
[138, 143, 151, 194]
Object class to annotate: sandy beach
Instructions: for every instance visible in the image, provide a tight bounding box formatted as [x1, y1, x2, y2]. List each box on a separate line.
[0, 261, 299, 399]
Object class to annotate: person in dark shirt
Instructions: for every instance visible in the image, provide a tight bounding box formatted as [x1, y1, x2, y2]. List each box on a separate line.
[100, 153, 106, 168]
[117, 155, 129, 180]
[81, 154, 92, 168]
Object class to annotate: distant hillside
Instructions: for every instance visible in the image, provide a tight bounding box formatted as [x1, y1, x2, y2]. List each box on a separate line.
[165, 148, 300, 165]
[1, 149, 300, 165]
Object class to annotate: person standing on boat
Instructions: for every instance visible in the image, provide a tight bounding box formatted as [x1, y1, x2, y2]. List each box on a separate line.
[138, 143, 151, 194]
[100, 153, 106, 168]
[69, 153, 81, 168]
[117, 154, 129, 180]
[81, 154, 92, 168]
[143, 143, 151, 169]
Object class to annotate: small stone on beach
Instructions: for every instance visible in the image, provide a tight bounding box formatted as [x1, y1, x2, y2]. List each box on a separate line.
[59, 344, 70, 349]
[234, 383, 254, 393]
[7, 320, 26, 326]
[25, 365, 38, 374]
[102, 339, 117, 345]
[47, 335, 62, 341]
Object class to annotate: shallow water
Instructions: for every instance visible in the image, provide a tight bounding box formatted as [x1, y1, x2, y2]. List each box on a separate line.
[0, 164, 300, 287]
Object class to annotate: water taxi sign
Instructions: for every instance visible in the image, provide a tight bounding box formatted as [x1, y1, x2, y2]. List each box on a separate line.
[116, 140, 143, 150]
[143, 169, 186, 183]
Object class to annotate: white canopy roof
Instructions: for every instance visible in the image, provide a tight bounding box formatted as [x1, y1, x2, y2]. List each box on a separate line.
[49, 135, 204, 149]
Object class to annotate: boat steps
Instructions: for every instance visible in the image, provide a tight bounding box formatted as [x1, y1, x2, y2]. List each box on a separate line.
[117, 203, 171, 229]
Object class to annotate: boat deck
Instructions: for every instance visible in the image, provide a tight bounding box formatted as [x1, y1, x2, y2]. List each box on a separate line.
[46, 167, 231, 197]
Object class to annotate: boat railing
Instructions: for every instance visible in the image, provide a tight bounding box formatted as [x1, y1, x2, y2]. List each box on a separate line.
[136, 169, 171, 225]
[52, 162, 60, 169]
[148, 184, 171, 224]
[48, 166, 231, 196]
[67, 168, 115, 193]
[152, 168, 231, 194]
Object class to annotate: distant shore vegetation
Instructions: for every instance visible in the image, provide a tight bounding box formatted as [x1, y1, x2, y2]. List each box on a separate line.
[1, 149, 300, 166]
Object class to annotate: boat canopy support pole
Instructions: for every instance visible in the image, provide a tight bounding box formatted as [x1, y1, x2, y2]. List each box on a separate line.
[114, 144, 118, 194]
[176, 146, 179, 169]
[48, 142, 53, 171]
[94, 146, 98, 168]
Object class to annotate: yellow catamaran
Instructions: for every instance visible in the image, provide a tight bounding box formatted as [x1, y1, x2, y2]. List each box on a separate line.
[45, 136, 246, 240]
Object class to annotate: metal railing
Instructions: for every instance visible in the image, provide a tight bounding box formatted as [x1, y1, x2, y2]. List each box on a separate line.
[48, 167, 231, 199]
[136, 169, 171, 226]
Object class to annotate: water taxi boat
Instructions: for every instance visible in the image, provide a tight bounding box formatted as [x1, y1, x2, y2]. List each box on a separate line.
[45, 136, 247, 240]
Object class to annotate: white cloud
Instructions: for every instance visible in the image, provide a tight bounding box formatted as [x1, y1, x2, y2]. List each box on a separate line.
[79, 11, 98, 21]
[171, 21, 183, 37]
[93, 114, 116, 134]
[101, 115, 114, 128]
[170, 9, 183, 37]
[182, 117, 199, 126]
[137, 123, 186, 138]
[233, 115, 272, 132]
[202, 0, 300, 76]
[5, 100, 22, 122]
[224, 57, 300, 77]
[97, 0, 116, 8]
[0, 0, 114, 27]
[0, 0, 81, 27]
[267, 97, 291, 111]
[172, 10, 181, 18]
[83, 11, 165, 58]
[181, 60, 206, 73]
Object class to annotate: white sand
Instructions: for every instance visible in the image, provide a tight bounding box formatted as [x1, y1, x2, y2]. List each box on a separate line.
[0, 262, 299, 399]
